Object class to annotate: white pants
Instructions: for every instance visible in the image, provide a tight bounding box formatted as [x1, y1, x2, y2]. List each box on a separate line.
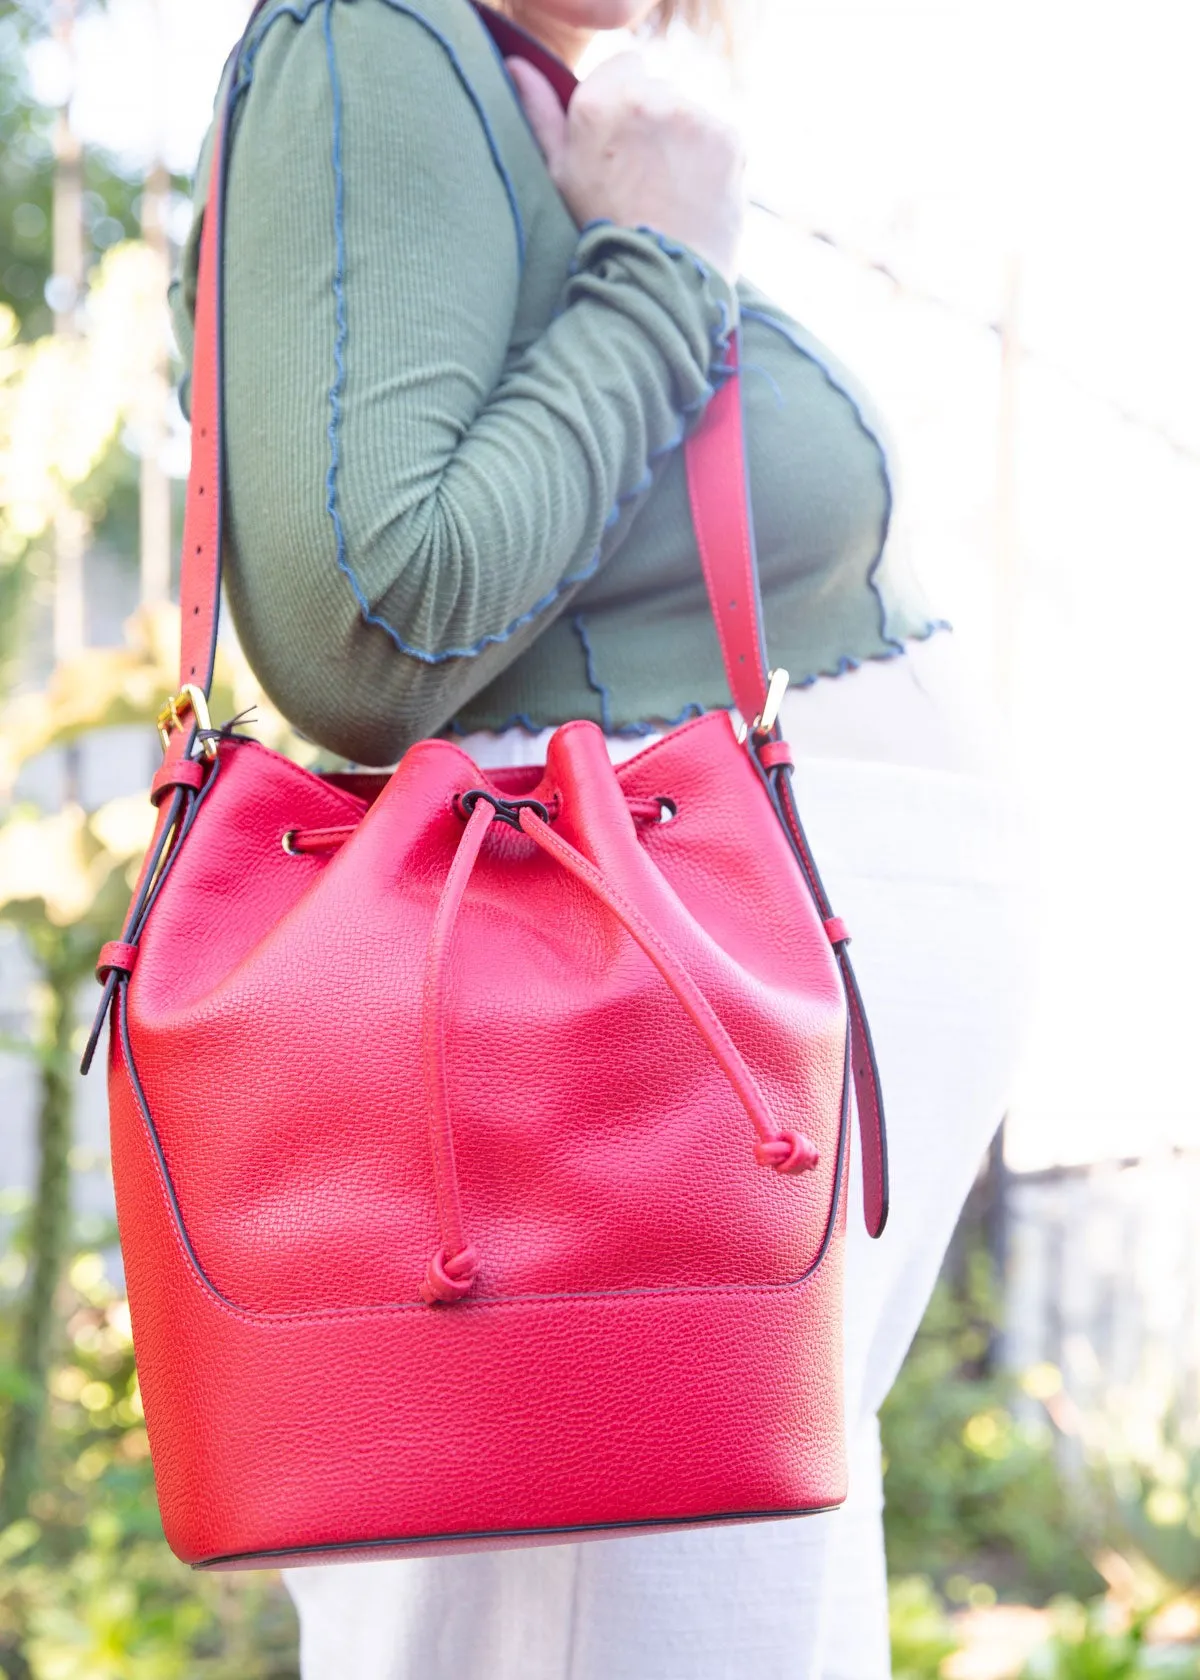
[286, 647, 1030, 1680]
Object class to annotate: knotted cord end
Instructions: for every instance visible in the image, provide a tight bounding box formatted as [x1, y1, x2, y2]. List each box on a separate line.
[754, 1131, 820, 1175]
[419, 1245, 480, 1306]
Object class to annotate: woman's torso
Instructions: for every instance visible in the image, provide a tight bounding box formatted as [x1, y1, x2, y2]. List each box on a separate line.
[174, 0, 946, 764]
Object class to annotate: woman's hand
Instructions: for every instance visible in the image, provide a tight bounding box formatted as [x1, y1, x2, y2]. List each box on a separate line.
[508, 52, 745, 285]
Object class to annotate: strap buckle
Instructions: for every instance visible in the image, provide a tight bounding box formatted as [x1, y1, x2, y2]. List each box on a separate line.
[156, 683, 218, 761]
[736, 667, 790, 744]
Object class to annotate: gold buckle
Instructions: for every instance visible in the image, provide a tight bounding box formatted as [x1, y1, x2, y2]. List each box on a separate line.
[736, 667, 790, 744]
[156, 683, 217, 761]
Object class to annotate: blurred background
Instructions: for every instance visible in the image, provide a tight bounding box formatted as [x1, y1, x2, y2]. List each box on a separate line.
[0, 0, 1196, 1674]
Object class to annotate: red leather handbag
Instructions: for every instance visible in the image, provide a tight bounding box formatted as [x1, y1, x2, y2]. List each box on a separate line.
[84, 4, 887, 1571]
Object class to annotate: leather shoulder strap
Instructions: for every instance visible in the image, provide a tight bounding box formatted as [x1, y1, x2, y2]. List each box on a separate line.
[175, 0, 769, 727]
[177, 102, 229, 696]
[683, 360, 770, 728]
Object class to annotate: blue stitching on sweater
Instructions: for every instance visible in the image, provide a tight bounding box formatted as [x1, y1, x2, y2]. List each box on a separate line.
[637, 227, 713, 286]
[441, 619, 954, 738]
[789, 618, 954, 690]
[373, 0, 525, 264]
[739, 359, 784, 407]
[635, 227, 736, 368]
[572, 613, 711, 738]
[322, 0, 363, 644]
[213, 4, 738, 685]
[443, 713, 547, 737]
[320, 0, 548, 662]
[232, 0, 565, 665]
[571, 612, 613, 732]
[316, 10, 718, 665]
[741, 306, 906, 655]
[325, 409, 688, 666]
[324, 375, 691, 666]
[444, 698, 709, 739]
[568, 220, 735, 384]
[233, 0, 525, 279]
[232, 0, 324, 101]
[181, 3, 321, 416]
[611, 699, 707, 738]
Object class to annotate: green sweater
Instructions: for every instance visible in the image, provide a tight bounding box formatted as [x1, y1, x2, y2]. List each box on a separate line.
[173, 0, 940, 765]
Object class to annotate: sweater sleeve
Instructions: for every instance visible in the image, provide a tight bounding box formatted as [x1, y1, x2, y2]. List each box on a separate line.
[187, 0, 735, 764]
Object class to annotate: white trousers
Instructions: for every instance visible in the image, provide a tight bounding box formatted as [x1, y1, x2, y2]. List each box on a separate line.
[286, 653, 1030, 1680]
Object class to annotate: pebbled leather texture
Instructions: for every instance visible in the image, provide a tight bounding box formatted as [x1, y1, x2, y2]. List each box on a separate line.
[111, 982, 850, 1565]
[93, 0, 891, 1568]
[121, 718, 848, 1313]
[110, 714, 858, 1565]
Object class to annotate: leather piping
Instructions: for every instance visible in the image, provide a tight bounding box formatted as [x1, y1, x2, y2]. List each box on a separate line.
[754, 750, 889, 1235]
[195, 1500, 844, 1570]
[81, 758, 224, 1074]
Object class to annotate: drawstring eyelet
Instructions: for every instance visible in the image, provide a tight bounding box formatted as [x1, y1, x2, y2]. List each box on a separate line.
[456, 789, 549, 830]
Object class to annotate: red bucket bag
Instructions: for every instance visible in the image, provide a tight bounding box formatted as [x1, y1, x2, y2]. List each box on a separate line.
[84, 4, 887, 1571]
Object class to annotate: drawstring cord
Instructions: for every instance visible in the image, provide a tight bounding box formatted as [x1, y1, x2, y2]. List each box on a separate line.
[418, 796, 820, 1307]
[418, 798, 494, 1305]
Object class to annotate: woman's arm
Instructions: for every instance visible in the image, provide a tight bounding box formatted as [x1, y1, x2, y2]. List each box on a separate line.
[179, 0, 735, 763]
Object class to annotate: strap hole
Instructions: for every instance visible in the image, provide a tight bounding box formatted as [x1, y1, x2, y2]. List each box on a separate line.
[656, 798, 678, 824]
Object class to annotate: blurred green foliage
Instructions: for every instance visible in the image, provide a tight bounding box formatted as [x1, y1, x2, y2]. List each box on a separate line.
[890, 1575, 960, 1680]
[0, 7, 301, 1657]
[881, 1249, 1106, 1605]
[1022, 1600, 1195, 1680]
[0, 3, 57, 340]
[0, 1245, 299, 1679]
[0, 2, 144, 341]
[0, 0, 167, 690]
[884, 1249, 1199, 1679]
[887, 1582, 1199, 1680]
[1095, 1405, 1200, 1592]
[0, 620, 305, 1673]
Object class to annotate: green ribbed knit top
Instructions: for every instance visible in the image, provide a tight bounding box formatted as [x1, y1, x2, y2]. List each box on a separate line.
[172, 0, 940, 765]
